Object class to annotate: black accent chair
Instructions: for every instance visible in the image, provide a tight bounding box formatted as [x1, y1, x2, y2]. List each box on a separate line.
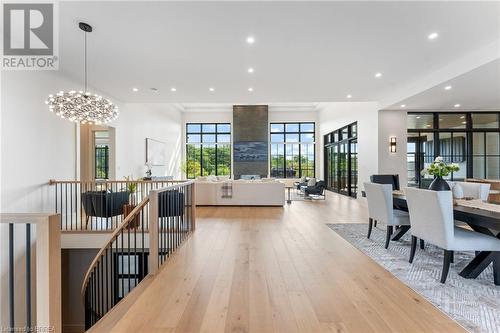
[158, 190, 185, 217]
[369, 174, 400, 229]
[81, 191, 129, 227]
[370, 174, 400, 191]
[304, 180, 326, 199]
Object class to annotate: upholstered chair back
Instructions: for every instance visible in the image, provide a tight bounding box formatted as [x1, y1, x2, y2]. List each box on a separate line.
[364, 182, 394, 225]
[449, 181, 490, 201]
[405, 188, 454, 249]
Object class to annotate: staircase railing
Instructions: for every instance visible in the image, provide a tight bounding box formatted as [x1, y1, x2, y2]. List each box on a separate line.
[80, 181, 196, 330]
[48, 179, 185, 231]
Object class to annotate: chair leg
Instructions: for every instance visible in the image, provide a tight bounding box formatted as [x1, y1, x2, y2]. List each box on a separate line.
[493, 252, 500, 286]
[374, 220, 377, 228]
[451, 251, 454, 264]
[409, 236, 417, 263]
[419, 239, 425, 250]
[367, 218, 373, 239]
[385, 226, 393, 249]
[440, 250, 453, 284]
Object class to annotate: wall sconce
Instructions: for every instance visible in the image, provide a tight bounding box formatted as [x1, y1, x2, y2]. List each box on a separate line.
[389, 136, 397, 153]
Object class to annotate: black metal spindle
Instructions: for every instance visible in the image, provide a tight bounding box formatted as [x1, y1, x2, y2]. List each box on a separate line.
[127, 228, 131, 295]
[9, 223, 14, 328]
[26, 224, 32, 329]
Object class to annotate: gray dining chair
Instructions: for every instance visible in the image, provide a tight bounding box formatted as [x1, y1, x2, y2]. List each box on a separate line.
[405, 187, 500, 284]
[364, 182, 410, 249]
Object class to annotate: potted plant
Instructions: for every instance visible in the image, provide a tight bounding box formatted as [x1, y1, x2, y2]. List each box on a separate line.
[124, 175, 138, 204]
[420, 156, 460, 191]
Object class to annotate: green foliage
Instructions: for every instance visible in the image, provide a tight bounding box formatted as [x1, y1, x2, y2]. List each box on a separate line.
[185, 144, 231, 178]
[421, 156, 460, 177]
[124, 175, 137, 193]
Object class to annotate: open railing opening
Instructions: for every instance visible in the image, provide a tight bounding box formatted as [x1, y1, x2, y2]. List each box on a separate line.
[49, 179, 184, 231]
[81, 181, 195, 330]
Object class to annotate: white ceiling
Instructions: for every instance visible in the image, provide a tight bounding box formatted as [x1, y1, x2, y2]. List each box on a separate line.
[386, 59, 500, 111]
[58, 1, 500, 106]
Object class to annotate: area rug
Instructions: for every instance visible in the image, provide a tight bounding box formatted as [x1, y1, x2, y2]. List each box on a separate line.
[326, 223, 500, 333]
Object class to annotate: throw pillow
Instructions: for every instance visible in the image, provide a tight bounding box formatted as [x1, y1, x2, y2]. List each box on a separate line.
[307, 178, 316, 186]
[206, 175, 218, 182]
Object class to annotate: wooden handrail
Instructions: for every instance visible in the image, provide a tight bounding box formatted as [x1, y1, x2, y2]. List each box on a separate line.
[80, 196, 149, 299]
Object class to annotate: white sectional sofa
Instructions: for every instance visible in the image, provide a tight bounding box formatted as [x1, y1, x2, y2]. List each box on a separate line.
[195, 178, 285, 206]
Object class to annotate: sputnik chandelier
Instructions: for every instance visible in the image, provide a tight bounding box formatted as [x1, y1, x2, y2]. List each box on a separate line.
[46, 22, 118, 125]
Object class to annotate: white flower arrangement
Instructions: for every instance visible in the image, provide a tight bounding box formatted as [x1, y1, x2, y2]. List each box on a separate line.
[421, 156, 460, 177]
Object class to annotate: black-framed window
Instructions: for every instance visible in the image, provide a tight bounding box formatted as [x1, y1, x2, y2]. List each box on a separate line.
[270, 122, 315, 178]
[324, 122, 358, 198]
[185, 123, 231, 178]
[94, 130, 110, 180]
[407, 112, 500, 187]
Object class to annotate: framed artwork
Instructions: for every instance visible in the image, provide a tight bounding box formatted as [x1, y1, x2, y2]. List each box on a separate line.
[146, 138, 166, 166]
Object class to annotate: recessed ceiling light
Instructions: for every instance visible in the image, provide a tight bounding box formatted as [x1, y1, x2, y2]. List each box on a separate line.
[150, 88, 158, 93]
[209, 87, 215, 92]
[248, 87, 254, 92]
[246, 36, 255, 44]
[455, 104, 461, 108]
[132, 87, 139, 92]
[462, 121, 467, 124]
[460, 115, 465, 119]
[247, 67, 254, 73]
[375, 72, 383, 78]
[426, 124, 431, 127]
[347, 94, 352, 99]
[416, 116, 421, 119]
[400, 104, 406, 108]
[170, 87, 177, 92]
[428, 32, 439, 40]
[444, 85, 452, 90]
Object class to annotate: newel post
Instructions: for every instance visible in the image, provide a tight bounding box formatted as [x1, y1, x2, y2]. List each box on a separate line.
[36, 214, 61, 332]
[148, 190, 159, 275]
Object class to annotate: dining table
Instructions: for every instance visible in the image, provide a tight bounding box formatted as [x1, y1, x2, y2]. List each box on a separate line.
[391, 190, 500, 285]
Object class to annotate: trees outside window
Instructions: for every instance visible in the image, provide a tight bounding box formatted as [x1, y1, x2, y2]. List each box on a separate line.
[185, 123, 231, 178]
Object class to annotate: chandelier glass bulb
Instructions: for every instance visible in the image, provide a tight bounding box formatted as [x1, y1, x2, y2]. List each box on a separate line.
[45, 90, 118, 125]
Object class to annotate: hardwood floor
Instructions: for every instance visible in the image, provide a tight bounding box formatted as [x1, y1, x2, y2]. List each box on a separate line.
[90, 192, 465, 333]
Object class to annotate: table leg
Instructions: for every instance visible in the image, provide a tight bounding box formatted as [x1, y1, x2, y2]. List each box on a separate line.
[391, 225, 411, 241]
[287, 187, 292, 204]
[458, 227, 500, 285]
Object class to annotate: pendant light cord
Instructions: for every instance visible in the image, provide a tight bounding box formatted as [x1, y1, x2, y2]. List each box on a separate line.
[84, 30, 88, 92]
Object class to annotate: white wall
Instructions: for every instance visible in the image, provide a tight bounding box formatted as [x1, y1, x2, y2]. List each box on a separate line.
[378, 110, 408, 186]
[318, 102, 380, 194]
[1, 71, 78, 213]
[113, 103, 182, 180]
